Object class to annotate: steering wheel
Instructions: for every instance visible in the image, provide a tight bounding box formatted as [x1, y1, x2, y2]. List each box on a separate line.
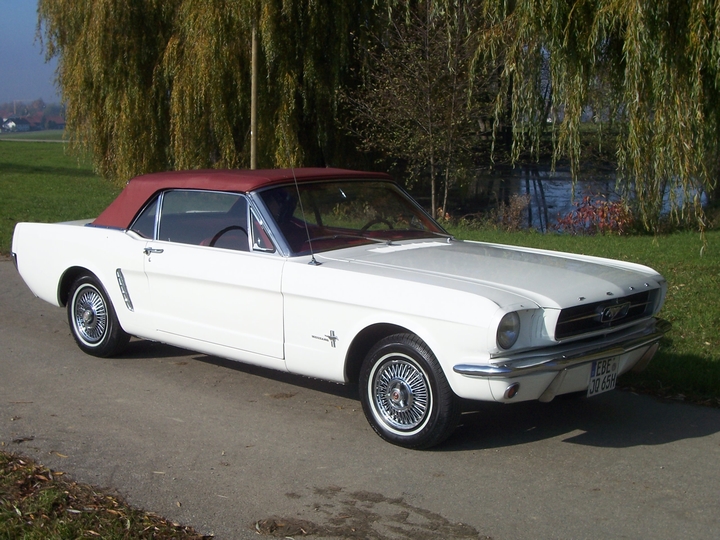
[360, 218, 394, 232]
[209, 226, 247, 247]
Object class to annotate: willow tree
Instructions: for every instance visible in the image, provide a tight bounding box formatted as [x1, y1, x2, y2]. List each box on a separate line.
[474, 0, 720, 233]
[38, 0, 380, 182]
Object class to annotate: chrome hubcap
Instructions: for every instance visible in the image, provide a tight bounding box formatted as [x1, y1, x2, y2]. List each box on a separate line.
[373, 357, 430, 431]
[74, 286, 107, 344]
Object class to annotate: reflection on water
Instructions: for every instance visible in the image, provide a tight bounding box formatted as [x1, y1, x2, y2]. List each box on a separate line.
[453, 165, 707, 231]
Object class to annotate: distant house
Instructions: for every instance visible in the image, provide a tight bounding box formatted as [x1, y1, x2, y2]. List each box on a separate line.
[1, 117, 31, 132]
[27, 112, 45, 130]
[45, 115, 66, 130]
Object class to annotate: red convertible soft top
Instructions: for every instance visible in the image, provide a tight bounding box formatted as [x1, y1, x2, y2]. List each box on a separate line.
[92, 168, 392, 229]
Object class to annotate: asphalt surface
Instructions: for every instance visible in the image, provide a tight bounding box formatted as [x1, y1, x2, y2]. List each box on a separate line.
[1, 256, 719, 539]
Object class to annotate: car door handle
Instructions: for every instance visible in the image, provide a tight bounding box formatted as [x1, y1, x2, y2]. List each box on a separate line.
[143, 247, 164, 255]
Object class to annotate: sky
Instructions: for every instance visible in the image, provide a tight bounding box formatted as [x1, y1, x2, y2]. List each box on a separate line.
[0, 0, 60, 104]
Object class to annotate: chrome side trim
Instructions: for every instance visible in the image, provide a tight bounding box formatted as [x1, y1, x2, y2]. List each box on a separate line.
[115, 268, 134, 312]
[454, 318, 670, 378]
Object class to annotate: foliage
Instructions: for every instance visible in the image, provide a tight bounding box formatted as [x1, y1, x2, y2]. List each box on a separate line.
[342, 0, 496, 217]
[473, 0, 720, 233]
[37, 0, 380, 183]
[555, 194, 635, 235]
[452, 193, 531, 232]
[0, 99, 59, 118]
[0, 452, 208, 539]
[37, 0, 720, 234]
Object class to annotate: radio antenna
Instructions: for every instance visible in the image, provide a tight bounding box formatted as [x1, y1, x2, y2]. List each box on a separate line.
[282, 131, 320, 266]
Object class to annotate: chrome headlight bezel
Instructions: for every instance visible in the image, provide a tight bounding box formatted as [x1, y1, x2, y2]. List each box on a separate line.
[497, 311, 521, 350]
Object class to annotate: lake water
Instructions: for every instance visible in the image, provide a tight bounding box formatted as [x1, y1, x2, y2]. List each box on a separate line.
[446, 165, 707, 231]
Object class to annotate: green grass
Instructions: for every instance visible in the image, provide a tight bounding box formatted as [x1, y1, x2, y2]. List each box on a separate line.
[447, 226, 720, 403]
[0, 129, 66, 141]
[0, 141, 121, 253]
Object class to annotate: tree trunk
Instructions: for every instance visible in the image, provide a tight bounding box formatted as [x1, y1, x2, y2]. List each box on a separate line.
[430, 154, 436, 218]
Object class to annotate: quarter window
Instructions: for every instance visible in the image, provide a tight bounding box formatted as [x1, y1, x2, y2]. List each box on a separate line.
[251, 210, 276, 253]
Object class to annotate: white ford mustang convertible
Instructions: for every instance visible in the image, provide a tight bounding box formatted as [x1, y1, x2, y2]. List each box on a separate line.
[12, 168, 669, 448]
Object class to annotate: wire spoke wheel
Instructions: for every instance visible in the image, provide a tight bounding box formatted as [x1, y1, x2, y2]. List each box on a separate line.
[67, 275, 129, 357]
[372, 356, 430, 431]
[72, 285, 108, 344]
[359, 333, 460, 449]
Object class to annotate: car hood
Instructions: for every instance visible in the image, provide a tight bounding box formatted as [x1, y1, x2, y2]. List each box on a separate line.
[317, 239, 664, 310]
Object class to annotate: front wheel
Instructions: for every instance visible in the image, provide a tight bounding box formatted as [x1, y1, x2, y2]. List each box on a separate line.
[67, 275, 130, 357]
[359, 334, 459, 449]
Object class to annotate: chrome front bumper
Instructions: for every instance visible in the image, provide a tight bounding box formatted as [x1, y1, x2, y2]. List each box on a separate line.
[454, 318, 670, 379]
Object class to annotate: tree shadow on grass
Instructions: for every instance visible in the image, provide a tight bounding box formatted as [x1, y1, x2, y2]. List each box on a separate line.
[0, 161, 98, 179]
[620, 350, 720, 405]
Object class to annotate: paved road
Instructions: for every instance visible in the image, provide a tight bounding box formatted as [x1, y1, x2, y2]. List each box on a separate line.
[1, 257, 719, 539]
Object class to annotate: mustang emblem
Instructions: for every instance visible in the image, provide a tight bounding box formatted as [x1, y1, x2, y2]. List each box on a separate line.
[311, 330, 339, 348]
[600, 302, 631, 323]
[326, 331, 339, 348]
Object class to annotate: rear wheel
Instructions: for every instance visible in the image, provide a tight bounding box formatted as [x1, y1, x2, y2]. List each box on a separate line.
[359, 334, 459, 449]
[67, 275, 129, 357]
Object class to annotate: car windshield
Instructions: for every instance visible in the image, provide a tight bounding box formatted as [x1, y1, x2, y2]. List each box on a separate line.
[258, 180, 447, 255]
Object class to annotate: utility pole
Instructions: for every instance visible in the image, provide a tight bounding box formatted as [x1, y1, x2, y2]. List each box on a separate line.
[250, 22, 258, 170]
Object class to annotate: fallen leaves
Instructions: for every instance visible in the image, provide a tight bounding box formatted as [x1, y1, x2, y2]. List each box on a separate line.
[0, 451, 212, 539]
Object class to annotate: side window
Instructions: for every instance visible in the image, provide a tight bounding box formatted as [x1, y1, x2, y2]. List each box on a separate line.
[251, 210, 276, 253]
[130, 197, 159, 239]
[156, 190, 250, 251]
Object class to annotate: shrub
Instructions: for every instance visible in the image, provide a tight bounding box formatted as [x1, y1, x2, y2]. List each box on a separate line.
[453, 194, 531, 232]
[555, 194, 634, 235]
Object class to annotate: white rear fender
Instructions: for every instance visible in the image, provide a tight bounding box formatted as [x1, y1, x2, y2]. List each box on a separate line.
[12, 222, 150, 335]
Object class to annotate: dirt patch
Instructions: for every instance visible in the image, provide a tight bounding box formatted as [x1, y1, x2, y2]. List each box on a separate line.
[268, 392, 298, 399]
[254, 486, 491, 539]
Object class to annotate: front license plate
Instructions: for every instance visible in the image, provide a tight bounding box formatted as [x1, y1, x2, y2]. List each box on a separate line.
[587, 357, 619, 397]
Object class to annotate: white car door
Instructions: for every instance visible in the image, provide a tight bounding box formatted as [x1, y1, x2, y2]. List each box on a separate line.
[138, 190, 285, 364]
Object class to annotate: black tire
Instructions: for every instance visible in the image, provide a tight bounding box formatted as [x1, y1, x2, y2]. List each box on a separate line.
[359, 333, 460, 449]
[67, 275, 130, 357]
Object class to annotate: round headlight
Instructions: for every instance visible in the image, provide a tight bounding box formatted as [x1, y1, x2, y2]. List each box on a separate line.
[497, 312, 521, 349]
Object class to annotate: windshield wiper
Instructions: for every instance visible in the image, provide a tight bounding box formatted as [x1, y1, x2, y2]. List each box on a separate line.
[308, 233, 390, 245]
[428, 231, 456, 241]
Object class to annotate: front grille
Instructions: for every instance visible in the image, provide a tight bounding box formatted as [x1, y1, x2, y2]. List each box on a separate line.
[555, 290, 656, 340]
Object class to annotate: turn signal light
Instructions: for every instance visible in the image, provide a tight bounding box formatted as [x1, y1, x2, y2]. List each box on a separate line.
[504, 383, 520, 399]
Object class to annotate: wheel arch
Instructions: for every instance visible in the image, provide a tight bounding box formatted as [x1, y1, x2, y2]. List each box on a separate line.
[58, 266, 97, 306]
[344, 323, 429, 384]
[64, 270, 131, 357]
